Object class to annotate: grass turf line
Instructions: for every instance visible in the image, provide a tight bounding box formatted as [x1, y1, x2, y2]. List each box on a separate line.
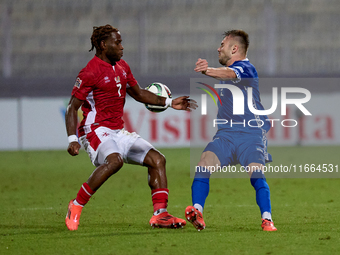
[0, 147, 339, 254]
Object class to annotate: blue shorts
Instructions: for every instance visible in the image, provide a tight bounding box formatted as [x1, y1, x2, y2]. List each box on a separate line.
[204, 129, 272, 168]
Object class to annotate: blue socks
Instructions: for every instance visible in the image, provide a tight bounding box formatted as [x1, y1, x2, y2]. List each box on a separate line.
[191, 167, 272, 219]
[191, 167, 211, 212]
[250, 170, 272, 218]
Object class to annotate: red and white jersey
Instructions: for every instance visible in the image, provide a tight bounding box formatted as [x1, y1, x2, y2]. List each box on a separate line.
[72, 55, 138, 137]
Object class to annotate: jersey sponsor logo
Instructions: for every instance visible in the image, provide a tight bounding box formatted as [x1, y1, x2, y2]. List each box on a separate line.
[102, 132, 110, 137]
[115, 76, 121, 83]
[74, 77, 82, 88]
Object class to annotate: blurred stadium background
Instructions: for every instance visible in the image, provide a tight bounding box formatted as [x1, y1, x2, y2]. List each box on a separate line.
[0, 0, 339, 150]
[1, 2, 340, 254]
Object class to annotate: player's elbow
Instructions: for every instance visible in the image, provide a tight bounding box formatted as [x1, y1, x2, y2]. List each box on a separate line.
[134, 90, 149, 103]
[220, 69, 237, 80]
[127, 89, 143, 102]
[132, 93, 144, 103]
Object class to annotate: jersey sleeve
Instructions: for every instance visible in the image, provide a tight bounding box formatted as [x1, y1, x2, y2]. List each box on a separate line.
[228, 64, 251, 84]
[71, 70, 95, 101]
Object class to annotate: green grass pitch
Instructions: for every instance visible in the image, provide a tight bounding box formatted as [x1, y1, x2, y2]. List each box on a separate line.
[1, 146, 340, 254]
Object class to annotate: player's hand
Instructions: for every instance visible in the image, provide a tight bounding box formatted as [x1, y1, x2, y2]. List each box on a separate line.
[171, 96, 198, 111]
[67, 142, 81, 156]
[194, 58, 208, 74]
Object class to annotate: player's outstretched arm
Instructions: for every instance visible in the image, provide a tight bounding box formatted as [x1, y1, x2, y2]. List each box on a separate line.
[194, 58, 237, 80]
[127, 84, 197, 111]
[127, 83, 166, 105]
[65, 96, 82, 156]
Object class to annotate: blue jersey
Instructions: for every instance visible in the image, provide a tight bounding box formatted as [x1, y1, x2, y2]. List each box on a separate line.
[217, 59, 271, 133]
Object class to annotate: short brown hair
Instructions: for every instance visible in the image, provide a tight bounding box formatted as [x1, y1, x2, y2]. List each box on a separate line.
[223, 30, 249, 54]
[89, 24, 119, 52]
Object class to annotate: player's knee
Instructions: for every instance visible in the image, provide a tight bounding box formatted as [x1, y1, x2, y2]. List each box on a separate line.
[250, 169, 267, 188]
[197, 160, 207, 167]
[194, 166, 211, 180]
[246, 161, 264, 177]
[197, 151, 220, 167]
[105, 153, 124, 175]
[153, 152, 166, 169]
[144, 149, 166, 169]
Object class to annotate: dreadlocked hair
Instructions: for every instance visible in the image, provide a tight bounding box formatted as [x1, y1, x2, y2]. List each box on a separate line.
[89, 24, 119, 52]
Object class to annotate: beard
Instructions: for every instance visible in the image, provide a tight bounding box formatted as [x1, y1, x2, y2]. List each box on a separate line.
[106, 47, 121, 64]
[219, 58, 227, 66]
[107, 53, 121, 64]
[218, 54, 229, 66]
[219, 58, 226, 66]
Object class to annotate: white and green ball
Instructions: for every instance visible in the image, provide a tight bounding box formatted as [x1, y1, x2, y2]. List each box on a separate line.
[145, 82, 172, 112]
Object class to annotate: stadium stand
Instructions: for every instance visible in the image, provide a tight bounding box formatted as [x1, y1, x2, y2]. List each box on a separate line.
[0, 0, 339, 97]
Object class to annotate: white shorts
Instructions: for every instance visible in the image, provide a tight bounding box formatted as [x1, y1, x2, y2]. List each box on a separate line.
[80, 127, 155, 167]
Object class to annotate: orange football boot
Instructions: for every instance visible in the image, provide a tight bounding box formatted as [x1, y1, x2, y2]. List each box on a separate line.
[261, 219, 277, 231]
[149, 211, 186, 228]
[65, 200, 83, 231]
[185, 206, 206, 231]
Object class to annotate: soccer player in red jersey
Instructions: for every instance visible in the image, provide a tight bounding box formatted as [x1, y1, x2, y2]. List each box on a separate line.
[65, 24, 197, 231]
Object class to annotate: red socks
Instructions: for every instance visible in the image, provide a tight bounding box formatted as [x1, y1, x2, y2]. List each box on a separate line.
[74, 184, 168, 211]
[151, 188, 169, 212]
[75, 182, 95, 206]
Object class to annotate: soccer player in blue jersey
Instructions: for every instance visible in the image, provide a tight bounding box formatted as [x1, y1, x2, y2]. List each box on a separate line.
[185, 30, 277, 231]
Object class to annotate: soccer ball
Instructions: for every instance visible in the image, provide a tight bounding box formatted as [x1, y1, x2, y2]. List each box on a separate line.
[145, 82, 172, 112]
